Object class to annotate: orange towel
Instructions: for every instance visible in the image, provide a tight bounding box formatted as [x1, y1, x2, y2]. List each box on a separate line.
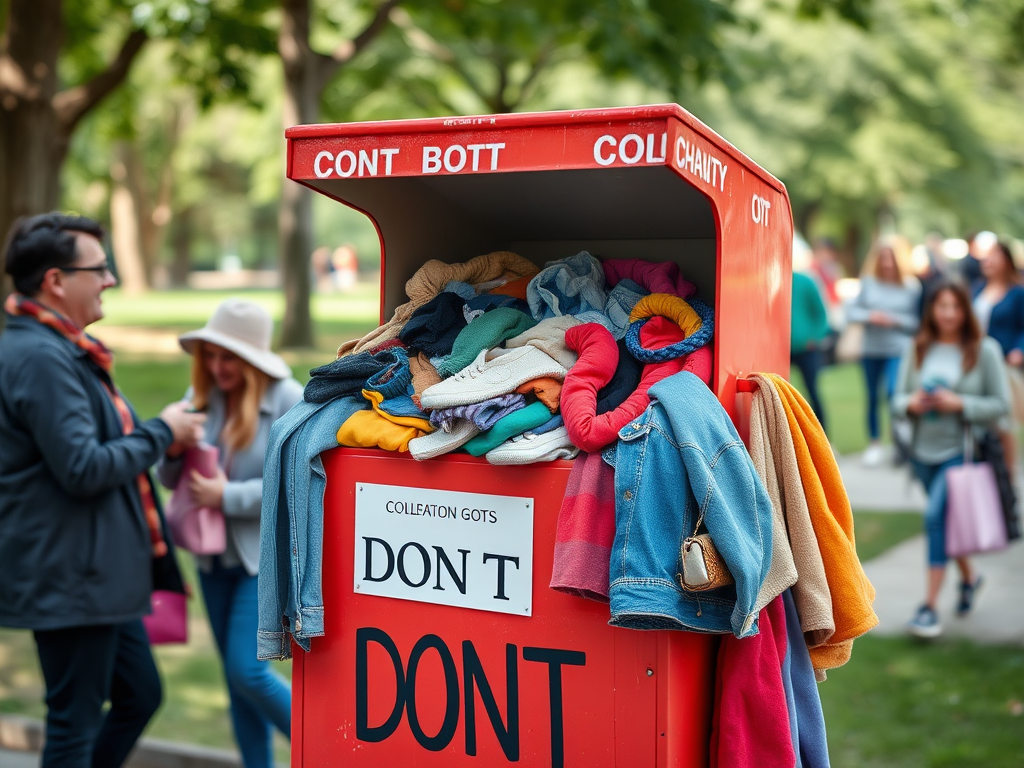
[765, 373, 877, 673]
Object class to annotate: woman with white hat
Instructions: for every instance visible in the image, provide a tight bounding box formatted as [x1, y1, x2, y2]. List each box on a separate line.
[156, 298, 302, 767]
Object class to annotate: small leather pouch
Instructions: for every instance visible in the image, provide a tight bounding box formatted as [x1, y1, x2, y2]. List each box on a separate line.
[678, 533, 734, 592]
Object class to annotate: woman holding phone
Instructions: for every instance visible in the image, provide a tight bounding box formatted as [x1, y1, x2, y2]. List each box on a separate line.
[892, 281, 1010, 639]
[156, 298, 302, 767]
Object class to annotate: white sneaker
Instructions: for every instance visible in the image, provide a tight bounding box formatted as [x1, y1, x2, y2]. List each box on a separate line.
[420, 347, 567, 410]
[485, 427, 579, 465]
[409, 419, 480, 460]
[861, 443, 886, 467]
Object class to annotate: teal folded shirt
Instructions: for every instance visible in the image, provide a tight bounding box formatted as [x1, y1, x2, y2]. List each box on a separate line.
[464, 401, 551, 456]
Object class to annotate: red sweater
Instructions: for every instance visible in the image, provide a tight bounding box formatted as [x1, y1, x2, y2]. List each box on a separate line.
[561, 318, 712, 452]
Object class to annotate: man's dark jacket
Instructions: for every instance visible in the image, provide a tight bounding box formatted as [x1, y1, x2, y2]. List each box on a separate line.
[0, 315, 184, 630]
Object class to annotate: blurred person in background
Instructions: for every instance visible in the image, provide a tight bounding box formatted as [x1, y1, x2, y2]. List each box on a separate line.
[0, 213, 205, 767]
[847, 237, 921, 466]
[916, 232, 950, 318]
[892, 281, 1009, 638]
[156, 299, 303, 768]
[810, 237, 845, 310]
[791, 242, 832, 431]
[960, 231, 998, 288]
[972, 239, 1024, 469]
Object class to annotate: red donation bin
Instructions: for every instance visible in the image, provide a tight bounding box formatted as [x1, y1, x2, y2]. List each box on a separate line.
[284, 104, 793, 768]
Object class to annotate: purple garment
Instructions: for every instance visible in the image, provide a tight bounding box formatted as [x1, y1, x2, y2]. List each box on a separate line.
[429, 394, 527, 432]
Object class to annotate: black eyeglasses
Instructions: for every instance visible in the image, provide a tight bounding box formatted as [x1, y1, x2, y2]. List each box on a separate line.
[61, 263, 112, 275]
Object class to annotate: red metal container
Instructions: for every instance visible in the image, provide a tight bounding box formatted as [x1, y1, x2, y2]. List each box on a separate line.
[285, 104, 793, 767]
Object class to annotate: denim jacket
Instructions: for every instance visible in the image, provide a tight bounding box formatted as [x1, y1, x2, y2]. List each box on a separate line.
[257, 395, 365, 660]
[608, 372, 773, 638]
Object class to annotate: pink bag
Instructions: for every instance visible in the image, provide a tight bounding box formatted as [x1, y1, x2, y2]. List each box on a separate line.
[142, 590, 188, 645]
[946, 447, 1009, 558]
[166, 445, 226, 555]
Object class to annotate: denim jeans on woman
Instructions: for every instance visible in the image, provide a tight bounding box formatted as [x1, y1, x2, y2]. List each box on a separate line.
[911, 455, 965, 566]
[200, 558, 291, 768]
[862, 356, 902, 440]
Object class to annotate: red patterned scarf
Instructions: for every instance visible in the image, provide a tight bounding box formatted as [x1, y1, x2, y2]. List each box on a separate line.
[5, 293, 168, 556]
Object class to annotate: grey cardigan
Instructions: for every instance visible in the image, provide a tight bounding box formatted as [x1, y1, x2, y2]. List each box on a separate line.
[846, 277, 920, 358]
[156, 377, 303, 575]
[891, 337, 1010, 464]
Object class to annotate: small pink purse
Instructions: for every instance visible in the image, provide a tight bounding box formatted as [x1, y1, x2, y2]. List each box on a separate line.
[142, 590, 188, 645]
[166, 445, 227, 555]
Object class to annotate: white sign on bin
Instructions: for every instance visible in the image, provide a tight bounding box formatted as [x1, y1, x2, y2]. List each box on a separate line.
[353, 482, 534, 616]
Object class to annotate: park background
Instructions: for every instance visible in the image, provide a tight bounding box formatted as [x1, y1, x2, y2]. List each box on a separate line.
[2, 0, 1024, 766]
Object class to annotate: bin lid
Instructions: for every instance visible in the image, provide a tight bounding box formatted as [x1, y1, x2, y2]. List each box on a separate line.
[286, 104, 790, 317]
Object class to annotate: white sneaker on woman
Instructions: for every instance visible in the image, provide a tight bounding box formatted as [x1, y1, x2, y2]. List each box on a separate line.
[862, 442, 886, 467]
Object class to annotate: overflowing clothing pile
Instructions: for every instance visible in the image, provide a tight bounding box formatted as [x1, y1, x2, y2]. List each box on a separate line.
[258, 248, 875, 768]
[301, 250, 713, 465]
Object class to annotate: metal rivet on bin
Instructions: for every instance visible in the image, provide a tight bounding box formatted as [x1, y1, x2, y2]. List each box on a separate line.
[646, 668, 654, 677]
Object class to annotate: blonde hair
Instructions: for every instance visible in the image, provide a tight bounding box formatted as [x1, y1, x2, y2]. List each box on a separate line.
[190, 341, 271, 451]
[862, 236, 913, 284]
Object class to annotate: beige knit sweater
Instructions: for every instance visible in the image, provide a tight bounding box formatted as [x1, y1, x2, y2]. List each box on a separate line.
[337, 251, 538, 356]
[749, 391, 799, 616]
[749, 373, 836, 649]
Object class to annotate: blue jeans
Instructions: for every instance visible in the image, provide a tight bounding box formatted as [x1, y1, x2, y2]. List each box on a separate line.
[200, 560, 291, 768]
[911, 455, 965, 566]
[33, 620, 161, 768]
[862, 356, 902, 440]
[791, 349, 827, 433]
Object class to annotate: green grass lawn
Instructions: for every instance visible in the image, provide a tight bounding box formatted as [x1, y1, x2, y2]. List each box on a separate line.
[853, 511, 922, 563]
[820, 636, 1024, 768]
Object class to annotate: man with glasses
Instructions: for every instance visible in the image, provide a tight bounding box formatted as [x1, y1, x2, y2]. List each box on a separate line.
[0, 213, 206, 767]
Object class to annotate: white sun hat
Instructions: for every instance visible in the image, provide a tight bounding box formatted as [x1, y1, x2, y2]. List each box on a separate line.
[178, 298, 291, 380]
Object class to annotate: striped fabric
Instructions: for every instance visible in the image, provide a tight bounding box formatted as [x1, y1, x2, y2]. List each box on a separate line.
[549, 450, 617, 602]
[5, 293, 167, 556]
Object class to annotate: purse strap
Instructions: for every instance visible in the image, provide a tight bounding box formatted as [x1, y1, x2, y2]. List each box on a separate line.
[690, 503, 707, 539]
[963, 423, 976, 465]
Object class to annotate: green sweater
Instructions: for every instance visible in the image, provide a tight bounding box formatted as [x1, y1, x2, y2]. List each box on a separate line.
[790, 272, 831, 354]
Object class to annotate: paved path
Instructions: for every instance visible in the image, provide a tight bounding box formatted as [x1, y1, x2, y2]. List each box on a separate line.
[0, 746, 37, 767]
[835, 449, 926, 512]
[839, 449, 1024, 645]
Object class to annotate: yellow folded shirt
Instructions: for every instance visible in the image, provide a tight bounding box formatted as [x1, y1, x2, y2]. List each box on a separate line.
[337, 410, 426, 453]
[361, 388, 434, 432]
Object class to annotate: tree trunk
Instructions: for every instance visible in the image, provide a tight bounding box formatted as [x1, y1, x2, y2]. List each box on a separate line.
[0, 0, 64, 327]
[276, 0, 398, 349]
[1, 0, 147, 328]
[170, 206, 193, 287]
[841, 221, 862, 276]
[277, 0, 319, 349]
[109, 158, 148, 296]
